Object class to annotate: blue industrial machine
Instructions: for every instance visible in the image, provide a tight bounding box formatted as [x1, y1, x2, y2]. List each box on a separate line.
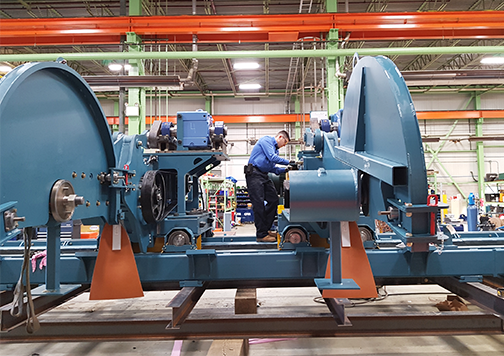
[281, 56, 433, 249]
[2, 56, 504, 338]
[0, 61, 228, 299]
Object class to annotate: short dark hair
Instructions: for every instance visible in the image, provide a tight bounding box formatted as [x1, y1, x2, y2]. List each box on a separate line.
[277, 130, 290, 142]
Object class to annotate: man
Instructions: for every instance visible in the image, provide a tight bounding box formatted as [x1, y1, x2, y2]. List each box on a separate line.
[245, 130, 294, 242]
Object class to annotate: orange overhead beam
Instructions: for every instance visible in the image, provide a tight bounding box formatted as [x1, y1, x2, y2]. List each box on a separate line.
[212, 114, 310, 123]
[106, 111, 504, 126]
[417, 110, 504, 120]
[106, 114, 309, 125]
[1, 11, 504, 46]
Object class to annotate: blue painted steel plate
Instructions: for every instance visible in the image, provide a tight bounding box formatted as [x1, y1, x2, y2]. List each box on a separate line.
[0, 62, 116, 227]
[340, 56, 427, 205]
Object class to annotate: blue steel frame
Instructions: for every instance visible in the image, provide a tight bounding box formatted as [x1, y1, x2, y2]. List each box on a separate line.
[3, 57, 504, 300]
[2, 244, 504, 290]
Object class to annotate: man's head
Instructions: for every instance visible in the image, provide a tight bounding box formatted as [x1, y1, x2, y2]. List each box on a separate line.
[275, 130, 290, 148]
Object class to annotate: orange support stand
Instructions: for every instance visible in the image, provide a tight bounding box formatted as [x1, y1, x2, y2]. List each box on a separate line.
[89, 224, 144, 300]
[322, 221, 377, 299]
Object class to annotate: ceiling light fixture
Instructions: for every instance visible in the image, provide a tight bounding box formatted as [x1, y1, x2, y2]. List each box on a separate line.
[222, 27, 260, 32]
[108, 63, 123, 71]
[0, 65, 13, 73]
[124, 64, 132, 71]
[239, 83, 261, 90]
[480, 57, 504, 65]
[61, 29, 100, 34]
[234, 62, 260, 70]
[379, 24, 416, 29]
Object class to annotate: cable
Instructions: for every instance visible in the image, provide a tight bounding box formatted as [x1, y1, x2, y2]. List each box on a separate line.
[10, 227, 40, 333]
[313, 287, 451, 308]
[313, 286, 389, 307]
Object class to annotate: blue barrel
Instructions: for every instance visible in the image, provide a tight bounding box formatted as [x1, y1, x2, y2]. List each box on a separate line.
[467, 193, 478, 231]
[288, 168, 360, 222]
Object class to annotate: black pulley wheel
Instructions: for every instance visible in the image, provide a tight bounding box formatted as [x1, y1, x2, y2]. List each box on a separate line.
[167, 230, 191, 246]
[140, 170, 166, 224]
[284, 227, 307, 244]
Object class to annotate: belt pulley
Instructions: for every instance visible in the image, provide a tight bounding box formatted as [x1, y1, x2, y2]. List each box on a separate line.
[140, 170, 167, 224]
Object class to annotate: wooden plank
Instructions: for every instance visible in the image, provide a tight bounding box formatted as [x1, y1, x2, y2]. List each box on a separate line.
[207, 339, 248, 356]
[235, 288, 257, 315]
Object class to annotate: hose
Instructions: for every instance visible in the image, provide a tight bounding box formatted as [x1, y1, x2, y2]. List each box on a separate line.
[10, 227, 40, 333]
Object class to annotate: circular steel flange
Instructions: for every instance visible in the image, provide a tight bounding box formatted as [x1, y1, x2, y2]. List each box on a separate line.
[284, 227, 307, 244]
[0, 62, 115, 227]
[50, 180, 84, 222]
[167, 230, 190, 246]
[359, 226, 374, 243]
[140, 170, 166, 224]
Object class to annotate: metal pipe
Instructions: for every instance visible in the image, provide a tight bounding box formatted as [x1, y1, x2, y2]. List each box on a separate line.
[313, 42, 317, 108]
[3, 46, 504, 62]
[118, 87, 125, 132]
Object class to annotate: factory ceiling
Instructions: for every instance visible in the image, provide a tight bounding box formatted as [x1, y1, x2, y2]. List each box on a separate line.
[1, 0, 504, 97]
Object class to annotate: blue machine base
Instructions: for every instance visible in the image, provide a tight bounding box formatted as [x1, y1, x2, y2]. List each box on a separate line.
[314, 278, 360, 290]
[31, 284, 82, 296]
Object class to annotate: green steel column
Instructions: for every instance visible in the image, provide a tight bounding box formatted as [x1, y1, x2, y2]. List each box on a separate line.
[326, 0, 342, 115]
[205, 96, 212, 114]
[475, 94, 486, 202]
[326, 0, 337, 12]
[129, 0, 142, 15]
[294, 96, 301, 114]
[126, 1, 144, 135]
[326, 29, 343, 116]
[294, 96, 301, 157]
[112, 100, 119, 132]
[295, 121, 301, 157]
[126, 32, 146, 135]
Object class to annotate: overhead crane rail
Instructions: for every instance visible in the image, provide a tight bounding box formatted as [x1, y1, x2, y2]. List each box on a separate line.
[1, 11, 504, 46]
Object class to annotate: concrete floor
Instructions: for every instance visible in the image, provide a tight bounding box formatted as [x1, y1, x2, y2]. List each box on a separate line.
[2, 334, 504, 355]
[2, 224, 504, 355]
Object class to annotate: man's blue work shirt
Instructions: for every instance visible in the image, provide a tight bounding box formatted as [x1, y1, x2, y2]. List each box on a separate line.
[248, 136, 289, 175]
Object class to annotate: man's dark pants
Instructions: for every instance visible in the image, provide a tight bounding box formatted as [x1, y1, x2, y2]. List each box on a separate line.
[245, 170, 278, 239]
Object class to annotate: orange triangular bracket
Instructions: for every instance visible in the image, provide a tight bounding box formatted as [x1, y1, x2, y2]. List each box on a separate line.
[319, 221, 377, 299]
[89, 223, 144, 300]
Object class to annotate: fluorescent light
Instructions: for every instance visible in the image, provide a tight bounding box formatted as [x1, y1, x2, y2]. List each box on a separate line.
[383, 15, 415, 20]
[222, 27, 260, 32]
[481, 57, 504, 65]
[379, 24, 416, 29]
[61, 29, 100, 34]
[239, 83, 261, 90]
[124, 64, 132, 71]
[0, 65, 12, 73]
[108, 63, 123, 71]
[233, 62, 260, 70]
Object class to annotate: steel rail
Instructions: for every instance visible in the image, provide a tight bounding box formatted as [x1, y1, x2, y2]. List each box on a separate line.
[1, 12, 504, 45]
[1, 311, 501, 342]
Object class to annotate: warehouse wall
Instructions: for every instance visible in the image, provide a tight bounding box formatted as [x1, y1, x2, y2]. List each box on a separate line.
[100, 94, 326, 116]
[413, 93, 472, 111]
[413, 92, 504, 200]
